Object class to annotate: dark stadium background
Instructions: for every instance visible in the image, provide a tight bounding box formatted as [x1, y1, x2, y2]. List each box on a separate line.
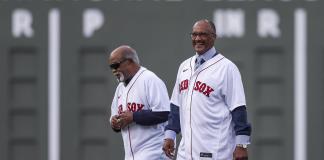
[0, 0, 323, 160]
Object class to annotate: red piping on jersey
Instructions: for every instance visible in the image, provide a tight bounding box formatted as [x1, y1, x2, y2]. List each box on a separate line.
[188, 57, 194, 159]
[188, 57, 224, 159]
[189, 57, 193, 78]
[127, 126, 134, 160]
[125, 69, 146, 160]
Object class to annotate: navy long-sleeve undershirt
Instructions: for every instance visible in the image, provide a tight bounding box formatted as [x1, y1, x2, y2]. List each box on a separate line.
[164, 103, 181, 134]
[231, 105, 251, 136]
[133, 110, 169, 126]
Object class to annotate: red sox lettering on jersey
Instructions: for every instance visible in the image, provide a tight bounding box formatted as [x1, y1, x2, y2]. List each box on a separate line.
[118, 104, 123, 114]
[127, 102, 144, 112]
[118, 102, 144, 114]
[179, 79, 189, 92]
[179, 79, 214, 97]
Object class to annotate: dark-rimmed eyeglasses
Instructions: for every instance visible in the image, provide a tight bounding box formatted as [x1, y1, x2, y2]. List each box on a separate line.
[109, 59, 129, 70]
[190, 32, 215, 39]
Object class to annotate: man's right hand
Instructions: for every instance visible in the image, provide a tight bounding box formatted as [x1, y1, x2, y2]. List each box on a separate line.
[163, 138, 175, 159]
[110, 115, 121, 130]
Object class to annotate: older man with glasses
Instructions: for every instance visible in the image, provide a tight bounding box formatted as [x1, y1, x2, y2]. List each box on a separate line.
[108, 45, 171, 160]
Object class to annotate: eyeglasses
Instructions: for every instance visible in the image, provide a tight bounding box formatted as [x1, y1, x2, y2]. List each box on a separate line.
[109, 59, 129, 70]
[190, 32, 215, 39]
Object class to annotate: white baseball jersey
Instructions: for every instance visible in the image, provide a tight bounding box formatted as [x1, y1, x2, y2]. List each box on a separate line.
[171, 53, 246, 160]
[110, 67, 170, 160]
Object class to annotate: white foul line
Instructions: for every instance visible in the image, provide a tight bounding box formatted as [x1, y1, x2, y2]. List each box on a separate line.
[48, 9, 60, 160]
[294, 8, 307, 160]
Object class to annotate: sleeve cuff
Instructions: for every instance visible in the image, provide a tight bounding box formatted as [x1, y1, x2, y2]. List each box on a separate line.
[229, 103, 246, 111]
[235, 135, 251, 145]
[164, 130, 177, 140]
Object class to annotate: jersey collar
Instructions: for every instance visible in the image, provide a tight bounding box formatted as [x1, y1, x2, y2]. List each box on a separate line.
[191, 52, 224, 75]
[124, 66, 147, 89]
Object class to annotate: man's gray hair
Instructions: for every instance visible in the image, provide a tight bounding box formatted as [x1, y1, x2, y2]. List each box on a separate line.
[124, 47, 140, 64]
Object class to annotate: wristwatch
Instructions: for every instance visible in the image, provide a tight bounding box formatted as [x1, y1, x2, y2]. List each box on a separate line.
[236, 144, 248, 149]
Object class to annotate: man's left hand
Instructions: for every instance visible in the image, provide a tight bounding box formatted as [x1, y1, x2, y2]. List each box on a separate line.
[233, 146, 248, 160]
[118, 111, 133, 129]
